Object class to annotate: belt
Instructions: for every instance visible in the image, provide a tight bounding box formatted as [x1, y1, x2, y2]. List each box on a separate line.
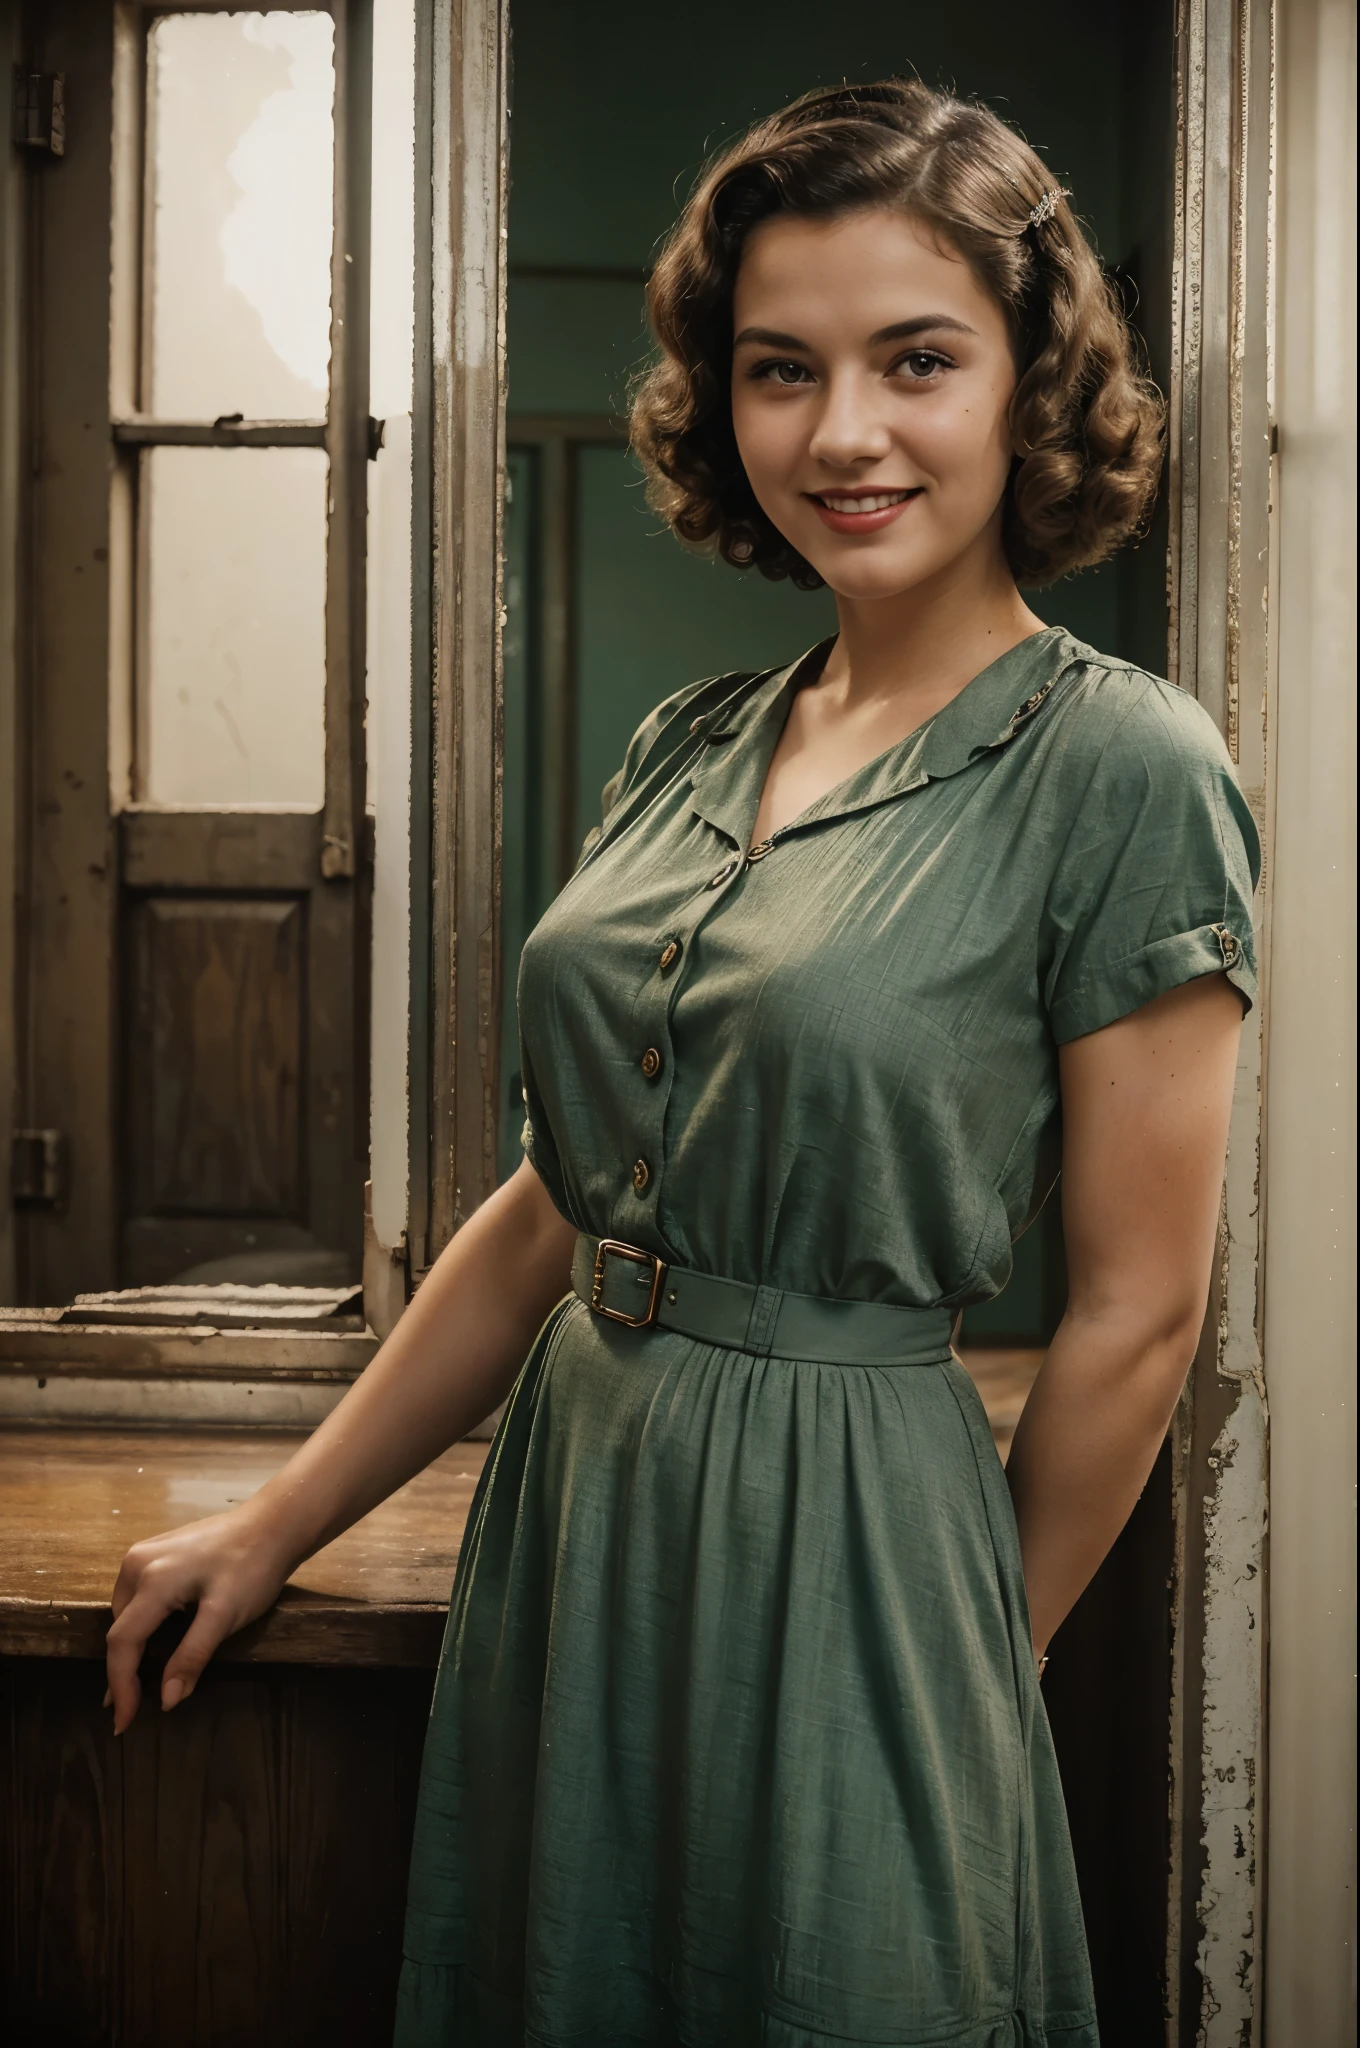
[572, 1235, 955, 1367]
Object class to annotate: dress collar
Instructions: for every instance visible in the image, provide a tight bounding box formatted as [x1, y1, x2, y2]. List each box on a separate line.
[689, 625, 1082, 849]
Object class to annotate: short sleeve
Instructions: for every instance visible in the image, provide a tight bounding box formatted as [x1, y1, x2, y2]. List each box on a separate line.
[1041, 679, 1261, 1043]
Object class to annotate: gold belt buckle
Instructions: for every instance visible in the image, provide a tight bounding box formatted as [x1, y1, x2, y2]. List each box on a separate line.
[591, 1239, 666, 1328]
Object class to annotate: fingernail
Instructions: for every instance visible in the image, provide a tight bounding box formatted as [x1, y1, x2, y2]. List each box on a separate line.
[102, 1688, 112, 1710]
[162, 1678, 185, 1710]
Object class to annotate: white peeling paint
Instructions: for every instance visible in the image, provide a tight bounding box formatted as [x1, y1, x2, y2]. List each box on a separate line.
[1196, 1378, 1268, 2044]
[1195, 728, 1270, 2046]
[1193, 759, 1270, 2045]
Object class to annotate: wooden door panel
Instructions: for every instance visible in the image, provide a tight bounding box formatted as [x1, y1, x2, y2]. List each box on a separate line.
[127, 897, 304, 1219]
[121, 807, 319, 894]
[0, 1657, 431, 2047]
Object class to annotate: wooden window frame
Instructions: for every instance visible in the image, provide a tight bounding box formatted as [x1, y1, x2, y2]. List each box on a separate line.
[109, 0, 373, 882]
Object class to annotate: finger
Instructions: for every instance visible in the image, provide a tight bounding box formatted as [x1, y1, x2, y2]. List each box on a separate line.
[159, 1597, 238, 1711]
[111, 1535, 176, 1622]
[110, 1553, 142, 1624]
[105, 1585, 181, 1735]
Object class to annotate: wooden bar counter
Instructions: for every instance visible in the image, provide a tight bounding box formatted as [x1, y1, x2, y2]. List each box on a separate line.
[0, 1426, 489, 2048]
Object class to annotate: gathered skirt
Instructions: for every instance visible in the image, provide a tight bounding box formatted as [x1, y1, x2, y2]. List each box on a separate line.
[394, 1298, 1098, 2047]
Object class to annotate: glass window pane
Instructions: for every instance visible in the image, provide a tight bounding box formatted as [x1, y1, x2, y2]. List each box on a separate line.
[141, 446, 326, 806]
[147, 12, 334, 419]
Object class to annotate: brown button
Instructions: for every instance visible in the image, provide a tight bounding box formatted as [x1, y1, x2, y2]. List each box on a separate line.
[640, 1048, 662, 1079]
[631, 1158, 651, 1193]
[659, 940, 681, 973]
[708, 858, 739, 890]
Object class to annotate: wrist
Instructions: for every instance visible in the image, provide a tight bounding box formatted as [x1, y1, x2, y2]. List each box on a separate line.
[235, 1483, 317, 1579]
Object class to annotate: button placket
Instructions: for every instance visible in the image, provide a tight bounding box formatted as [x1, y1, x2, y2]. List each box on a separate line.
[628, 828, 749, 1219]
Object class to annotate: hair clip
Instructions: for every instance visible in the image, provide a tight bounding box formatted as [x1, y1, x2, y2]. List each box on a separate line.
[1026, 188, 1068, 230]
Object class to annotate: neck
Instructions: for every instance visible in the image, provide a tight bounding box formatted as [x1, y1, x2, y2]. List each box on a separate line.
[821, 531, 1047, 712]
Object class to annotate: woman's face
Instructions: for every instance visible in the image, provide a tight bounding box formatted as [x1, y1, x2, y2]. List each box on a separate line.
[730, 208, 1019, 601]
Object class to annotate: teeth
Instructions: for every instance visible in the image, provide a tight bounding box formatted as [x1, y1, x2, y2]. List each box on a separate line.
[820, 492, 911, 513]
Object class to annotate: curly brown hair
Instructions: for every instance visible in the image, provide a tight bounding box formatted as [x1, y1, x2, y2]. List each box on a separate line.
[631, 79, 1165, 590]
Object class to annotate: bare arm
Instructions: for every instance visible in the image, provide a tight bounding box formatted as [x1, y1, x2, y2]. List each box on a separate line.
[106, 1159, 576, 1731]
[1006, 974, 1244, 1658]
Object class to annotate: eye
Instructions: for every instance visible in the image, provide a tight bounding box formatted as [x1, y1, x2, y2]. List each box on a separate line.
[751, 358, 814, 386]
[894, 348, 952, 382]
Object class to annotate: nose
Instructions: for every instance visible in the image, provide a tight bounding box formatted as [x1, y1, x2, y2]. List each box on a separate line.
[806, 368, 894, 470]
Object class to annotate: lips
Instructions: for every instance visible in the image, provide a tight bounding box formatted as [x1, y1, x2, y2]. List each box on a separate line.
[806, 486, 924, 535]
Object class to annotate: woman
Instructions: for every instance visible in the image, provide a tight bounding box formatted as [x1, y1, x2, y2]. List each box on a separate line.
[108, 81, 1258, 2046]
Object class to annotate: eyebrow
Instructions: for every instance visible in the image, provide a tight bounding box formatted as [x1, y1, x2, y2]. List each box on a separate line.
[732, 315, 979, 350]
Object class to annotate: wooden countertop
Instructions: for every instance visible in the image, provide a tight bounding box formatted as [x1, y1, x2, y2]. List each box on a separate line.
[0, 1351, 1039, 1670]
[0, 1428, 489, 1668]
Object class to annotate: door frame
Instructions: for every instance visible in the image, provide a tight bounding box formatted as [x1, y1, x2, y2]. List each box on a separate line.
[1164, 0, 1275, 2038]
[417, 3, 1287, 2029]
[406, 0, 510, 1278]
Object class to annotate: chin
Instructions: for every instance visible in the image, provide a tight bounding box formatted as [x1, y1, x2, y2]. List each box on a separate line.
[806, 547, 947, 604]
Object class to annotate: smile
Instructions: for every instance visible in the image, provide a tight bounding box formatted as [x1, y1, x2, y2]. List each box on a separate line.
[805, 487, 924, 534]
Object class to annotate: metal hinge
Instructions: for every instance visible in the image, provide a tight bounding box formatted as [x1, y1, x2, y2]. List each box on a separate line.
[11, 1129, 67, 1209]
[11, 69, 65, 158]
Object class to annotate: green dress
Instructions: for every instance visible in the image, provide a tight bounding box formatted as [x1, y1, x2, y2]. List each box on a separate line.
[396, 628, 1259, 2047]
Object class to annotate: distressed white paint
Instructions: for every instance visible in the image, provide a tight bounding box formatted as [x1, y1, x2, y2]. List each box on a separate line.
[430, 2, 454, 376]
[1264, 0, 1358, 2037]
[1195, 984, 1270, 2042]
[437, 0, 501, 380]
[1196, 1381, 1267, 2042]
[1169, 3, 1276, 2034]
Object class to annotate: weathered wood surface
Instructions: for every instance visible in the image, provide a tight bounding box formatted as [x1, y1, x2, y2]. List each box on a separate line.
[0, 1657, 432, 2047]
[0, 1428, 488, 1665]
[22, 0, 120, 1301]
[63, 1281, 364, 1327]
[120, 806, 321, 892]
[0, 1364, 1029, 1662]
[127, 896, 306, 1219]
[0, 1315, 377, 1376]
